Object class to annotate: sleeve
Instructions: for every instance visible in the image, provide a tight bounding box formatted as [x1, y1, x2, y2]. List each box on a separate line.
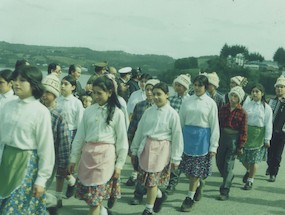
[208, 101, 220, 153]
[35, 109, 55, 187]
[76, 100, 85, 129]
[130, 110, 146, 156]
[179, 102, 186, 128]
[127, 103, 140, 144]
[57, 113, 70, 169]
[170, 111, 184, 165]
[114, 109, 128, 169]
[264, 104, 273, 144]
[70, 111, 87, 163]
[238, 111, 248, 149]
[127, 93, 136, 115]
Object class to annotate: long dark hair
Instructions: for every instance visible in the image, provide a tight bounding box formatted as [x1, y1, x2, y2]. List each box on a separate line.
[62, 75, 77, 92]
[93, 76, 121, 125]
[12, 65, 44, 99]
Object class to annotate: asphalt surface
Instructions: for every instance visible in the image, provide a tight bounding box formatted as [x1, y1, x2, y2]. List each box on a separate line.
[49, 156, 285, 215]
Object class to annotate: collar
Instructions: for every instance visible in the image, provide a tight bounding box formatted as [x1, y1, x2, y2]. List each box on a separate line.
[63, 94, 74, 100]
[194, 93, 208, 100]
[18, 96, 36, 104]
[2, 89, 14, 98]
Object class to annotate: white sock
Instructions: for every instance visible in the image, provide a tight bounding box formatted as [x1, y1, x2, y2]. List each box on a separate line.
[156, 188, 162, 198]
[55, 192, 63, 200]
[131, 171, 137, 179]
[100, 206, 108, 215]
[67, 175, 76, 186]
[145, 204, 153, 212]
[197, 181, 200, 187]
[187, 191, 195, 199]
[248, 178, 254, 183]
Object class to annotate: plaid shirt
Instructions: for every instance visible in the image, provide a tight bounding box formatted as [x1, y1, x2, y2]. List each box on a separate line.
[219, 103, 248, 148]
[50, 107, 70, 169]
[169, 94, 190, 113]
[210, 91, 224, 110]
[128, 100, 153, 143]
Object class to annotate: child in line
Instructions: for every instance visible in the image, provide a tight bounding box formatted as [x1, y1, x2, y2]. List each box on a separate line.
[81, 95, 93, 109]
[0, 65, 54, 214]
[41, 74, 70, 210]
[131, 82, 183, 215]
[68, 76, 128, 215]
[57, 75, 84, 198]
[0, 69, 18, 107]
[216, 86, 247, 200]
[240, 84, 272, 190]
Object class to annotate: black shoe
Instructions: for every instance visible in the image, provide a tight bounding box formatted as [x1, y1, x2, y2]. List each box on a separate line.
[268, 175, 276, 182]
[180, 197, 195, 212]
[153, 191, 167, 213]
[130, 196, 143, 205]
[56, 199, 62, 208]
[194, 180, 204, 201]
[125, 176, 137, 186]
[265, 168, 270, 176]
[142, 209, 153, 215]
[242, 172, 249, 183]
[243, 181, 253, 190]
[47, 207, 58, 215]
[165, 184, 176, 195]
[65, 184, 75, 198]
[217, 193, 229, 201]
[107, 197, 117, 209]
[106, 208, 113, 215]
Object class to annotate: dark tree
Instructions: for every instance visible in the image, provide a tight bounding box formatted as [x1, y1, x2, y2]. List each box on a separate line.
[273, 47, 285, 66]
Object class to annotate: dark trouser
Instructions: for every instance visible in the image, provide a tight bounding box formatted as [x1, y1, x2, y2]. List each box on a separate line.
[267, 132, 285, 176]
[168, 169, 181, 188]
[134, 182, 147, 198]
[216, 132, 238, 191]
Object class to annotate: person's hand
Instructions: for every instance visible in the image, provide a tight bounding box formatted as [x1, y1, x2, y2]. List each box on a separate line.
[209, 152, 216, 158]
[112, 168, 121, 179]
[68, 162, 76, 174]
[264, 143, 270, 148]
[32, 184, 45, 198]
[171, 163, 179, 170]
[236, 148, 244, 156]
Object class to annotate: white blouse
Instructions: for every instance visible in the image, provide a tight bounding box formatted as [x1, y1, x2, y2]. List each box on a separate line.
[243, 100, 273, 143]
[131, 103, 183, 165]
[179, 93, 220, 153]
[0, 89, 18, 108]
[70, 103, 128, 170]
[0, 97, 54, 187]
[127, 89, 146, 115]
[57, 94, 84, 130]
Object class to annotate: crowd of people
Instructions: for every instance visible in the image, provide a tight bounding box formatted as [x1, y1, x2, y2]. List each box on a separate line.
[0, 59, 285, 215]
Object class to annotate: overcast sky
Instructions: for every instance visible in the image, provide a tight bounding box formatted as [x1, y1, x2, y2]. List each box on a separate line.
[0, 0, 284, 60]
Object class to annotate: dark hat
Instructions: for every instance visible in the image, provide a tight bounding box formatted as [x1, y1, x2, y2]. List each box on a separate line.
[94, 62, 108, 69]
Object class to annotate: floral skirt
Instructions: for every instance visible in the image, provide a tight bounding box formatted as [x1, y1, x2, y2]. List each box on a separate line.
[179, 153, 212, 179]
[137, 163, 171, 187]
[0, 146, 46, 214]
[75, 178, 121, 206]
[239, 147, 267, 164]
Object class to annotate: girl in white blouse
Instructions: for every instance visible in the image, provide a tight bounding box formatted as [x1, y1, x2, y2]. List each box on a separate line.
[131, 82, 183, 215]
[240, 83, 273, 190]
[68, 76, 128, 215]
[0, 65, 54, 214]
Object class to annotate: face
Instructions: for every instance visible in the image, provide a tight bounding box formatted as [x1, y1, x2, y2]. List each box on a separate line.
[139, 78, 148, 91]
[145, 84, 154, 101]
[0, 77, 12, 94]
[153, 88, 168, 108]
[71, 67, 81, 80]
[229, 93, 240, 107]
[275, 85, 285, 98]
[93, 86, 111, 106]
[41, 91, 56, 107]
[83, 97, 92, 108]
[13, 75, 33, 99]
[194, 81, 206, 97]
[230, 81, 238, 89]
[53, 65, 62, 77]
[174, 82, 187, 96]
[251, 87, 264, 102]
[61, 80, 75, 97]
[207, 84, 216, 94]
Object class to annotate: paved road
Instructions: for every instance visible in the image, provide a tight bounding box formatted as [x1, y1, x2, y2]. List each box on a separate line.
[50, 156, 285, 215]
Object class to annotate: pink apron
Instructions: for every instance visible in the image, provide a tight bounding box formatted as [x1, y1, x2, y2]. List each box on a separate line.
[78, 142, 115, 186]
[139, 137, 170, 172]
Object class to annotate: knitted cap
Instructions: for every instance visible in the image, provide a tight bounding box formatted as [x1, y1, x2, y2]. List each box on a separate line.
[274, 75, 285, 87]
[42, 74, 61, 97]
[207, 72, 219, 88]
[231, 76, 246, 87]
[229, 86, 245, 103]
[173, 74, 191, 90]
[145, 79, 160, 88]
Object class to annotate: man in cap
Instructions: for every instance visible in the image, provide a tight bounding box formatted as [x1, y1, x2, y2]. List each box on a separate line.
[85, 62, 108, 95]
[267, 75, 285, 182]
[117, 67, 132, 102]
